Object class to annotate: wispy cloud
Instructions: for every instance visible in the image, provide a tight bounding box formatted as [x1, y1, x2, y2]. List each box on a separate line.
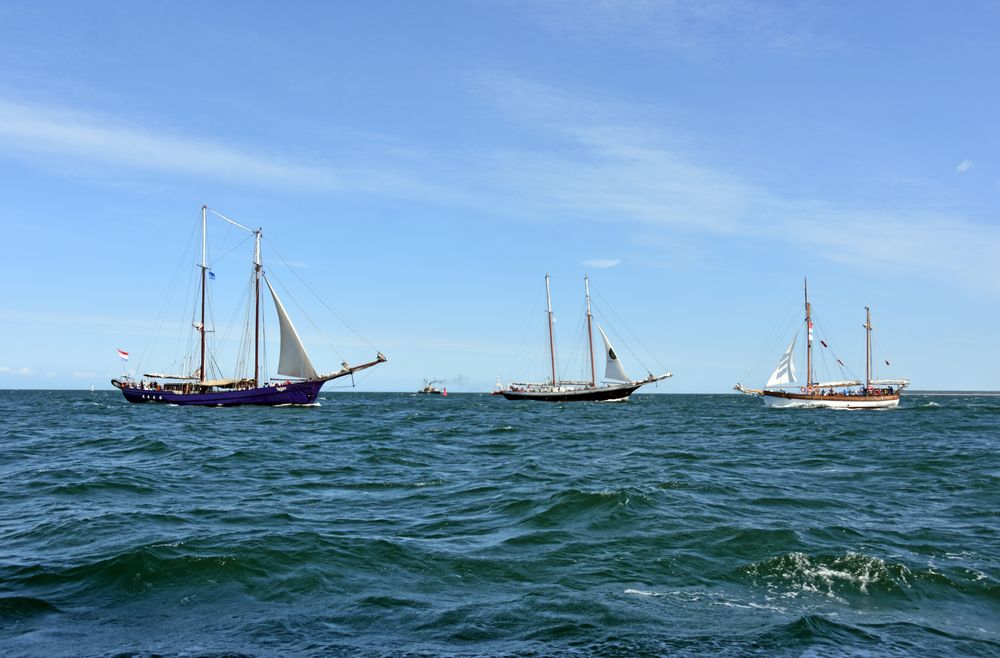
[957, 159, 973, 173]
[508, 0, 843, 58]
[1, 83, 996, 293]
[466, 73, 1000, 291]
[582, 259, 621, 269]
[0, 366, 33, 376]
[0, 97, 464, 203]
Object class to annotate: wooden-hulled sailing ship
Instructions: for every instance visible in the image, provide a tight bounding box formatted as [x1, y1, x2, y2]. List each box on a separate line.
[501, 275, 671, 402]
[112, 206, 386, 406]
[735, 280, 908, 409]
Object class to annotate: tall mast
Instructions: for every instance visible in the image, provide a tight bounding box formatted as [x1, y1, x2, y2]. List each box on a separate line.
[585, 274, 596, 387]
[545, 274, 557, 386]
[864, 306, 872, 388]
[804, 278, 812, 389]
[253, 229, 262, 388]
[199, 205, 207, 384]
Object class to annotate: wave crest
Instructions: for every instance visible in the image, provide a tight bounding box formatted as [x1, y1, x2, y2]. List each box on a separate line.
[740, 551, 913, 600]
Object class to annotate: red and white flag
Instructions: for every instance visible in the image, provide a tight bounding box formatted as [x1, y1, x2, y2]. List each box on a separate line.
[117, 348, 129, 361]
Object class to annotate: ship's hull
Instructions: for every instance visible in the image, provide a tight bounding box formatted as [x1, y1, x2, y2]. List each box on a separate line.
[502, 382, 643, 402]
[113, 379, 325, 406]
[762, 390, 900, 409]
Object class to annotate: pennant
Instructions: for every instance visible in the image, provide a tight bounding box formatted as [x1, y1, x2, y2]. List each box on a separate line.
[209, 271, 216, 280]
[117, 348, 129, 361]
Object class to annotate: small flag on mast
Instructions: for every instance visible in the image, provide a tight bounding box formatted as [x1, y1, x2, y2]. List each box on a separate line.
[117, 348, 129, 361]
[209, 271, 216, 280]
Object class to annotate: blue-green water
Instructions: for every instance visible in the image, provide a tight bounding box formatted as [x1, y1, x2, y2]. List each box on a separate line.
[1, 391, 998, 657]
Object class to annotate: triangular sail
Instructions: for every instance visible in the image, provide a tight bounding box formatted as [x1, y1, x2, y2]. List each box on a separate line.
[264, 276, 318, 379]
[597, 324, 630, 382]
[766, 333, 798, 388]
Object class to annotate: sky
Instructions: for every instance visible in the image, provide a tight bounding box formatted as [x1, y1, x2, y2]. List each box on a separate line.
[1, 0, 998, 393]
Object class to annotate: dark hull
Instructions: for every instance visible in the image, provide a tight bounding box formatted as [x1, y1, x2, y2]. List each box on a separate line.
[502, 382, 643, 402]
[114, 379, 325, 406]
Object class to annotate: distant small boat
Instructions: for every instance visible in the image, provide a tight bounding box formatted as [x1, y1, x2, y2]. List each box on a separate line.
[735, 279, 908, 409]
[111, 206, 386, 406]
[501, 275, 671, 402]
[418, 380, 445, 395]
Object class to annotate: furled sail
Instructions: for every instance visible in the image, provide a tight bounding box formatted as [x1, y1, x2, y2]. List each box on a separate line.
[597, 324, 630, 382]
[265, 277, 317, 379]
[814, 380, 861, 388]
[766, 333, 798, 388]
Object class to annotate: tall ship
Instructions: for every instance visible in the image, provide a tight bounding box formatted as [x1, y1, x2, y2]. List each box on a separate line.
[735, 280, 908, 409]
[501, 275, 671, 402]
[112, 206, 386, 406]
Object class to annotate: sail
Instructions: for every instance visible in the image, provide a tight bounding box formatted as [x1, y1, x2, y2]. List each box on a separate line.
[265, 277, 318, 379]
[766, 333, 798, 388]
[597, 324, 630, 382]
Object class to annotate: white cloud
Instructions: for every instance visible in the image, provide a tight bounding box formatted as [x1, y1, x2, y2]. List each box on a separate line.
[957, 159, 973, 173]
[466, 74, 1000, 291]
[510, 0, 842, 58]
[0, 366, 33, 376]
[582, 259, 621, 269]
[1, 84, 996, 293]
[0, 98, 465, 204]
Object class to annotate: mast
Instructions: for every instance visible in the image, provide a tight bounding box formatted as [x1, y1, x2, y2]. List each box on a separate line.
[254, 229, 262, 388]
[804, 278, 812, 390]
[585, 275, 596, 387]
[864, 306, 872, 388]
[545, 274, 557, 386]
[199, 205, 207, 384]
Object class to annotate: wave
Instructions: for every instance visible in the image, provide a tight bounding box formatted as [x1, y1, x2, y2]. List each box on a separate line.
[520, 488, 657, 528]
[0, 595, 60, 619]
[740, 550, 1000, 606]
[739, 551, 914, 601]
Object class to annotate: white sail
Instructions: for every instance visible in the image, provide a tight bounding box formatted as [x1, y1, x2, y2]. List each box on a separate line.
[766, 333, 798, 388]
[814, 380, 861, 388]
[265, 277, 318, 379]
[597, 324, 630, 382]
[872, 378, 909, 387]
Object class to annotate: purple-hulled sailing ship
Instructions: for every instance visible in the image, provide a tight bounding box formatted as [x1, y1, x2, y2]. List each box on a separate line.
[500, 274, 671, 402]
[112, 206, 386, 406]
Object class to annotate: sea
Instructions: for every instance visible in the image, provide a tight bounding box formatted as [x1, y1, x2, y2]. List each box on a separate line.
[1, 390, 998, 657]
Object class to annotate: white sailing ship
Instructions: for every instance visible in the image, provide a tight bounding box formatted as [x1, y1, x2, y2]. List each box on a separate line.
[735, 280, 908, 409]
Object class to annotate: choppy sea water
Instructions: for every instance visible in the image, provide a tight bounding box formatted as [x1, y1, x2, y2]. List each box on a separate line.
[0, 390, 998, 657]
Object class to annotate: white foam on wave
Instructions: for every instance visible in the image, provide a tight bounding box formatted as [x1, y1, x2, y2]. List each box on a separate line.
[624, 588, 786, 612]
[746, 551, 911, 603]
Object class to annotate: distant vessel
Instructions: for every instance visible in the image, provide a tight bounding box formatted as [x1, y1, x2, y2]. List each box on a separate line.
[417, 380, 445, 395]
[735, 280, 908, 409]
[111, 206, 386, 406]
[501, 275, 671, 402]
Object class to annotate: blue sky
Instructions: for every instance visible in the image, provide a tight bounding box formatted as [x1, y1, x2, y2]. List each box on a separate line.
[1, 1, 998, 392]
